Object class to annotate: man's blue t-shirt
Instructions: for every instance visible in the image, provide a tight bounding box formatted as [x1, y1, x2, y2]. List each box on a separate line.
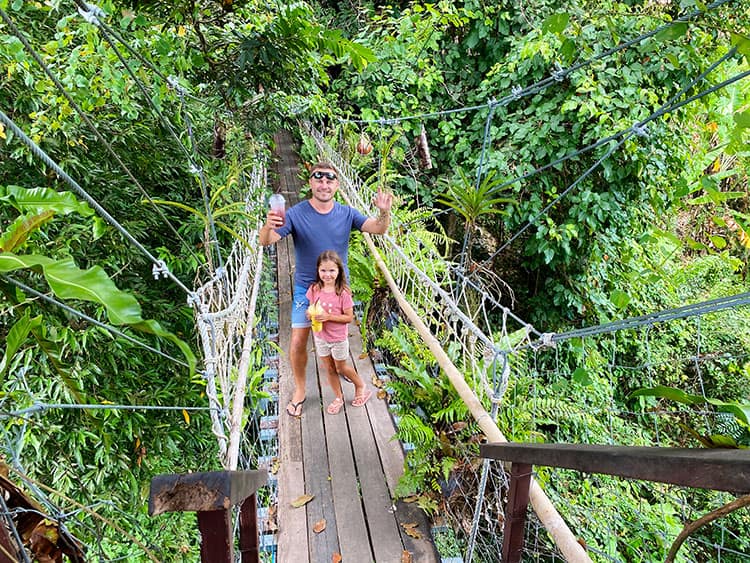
[275, 200, 367, 288]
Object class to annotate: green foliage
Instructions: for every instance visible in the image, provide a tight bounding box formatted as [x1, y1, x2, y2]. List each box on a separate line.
[374, 323, 478, 506]
[327, 0, 749, 325]
[0, 252, 196, 372]
[629, 384, 750, 447]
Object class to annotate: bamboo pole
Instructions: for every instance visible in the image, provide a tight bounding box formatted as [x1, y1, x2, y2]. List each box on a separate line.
[364, 234, 591, 563]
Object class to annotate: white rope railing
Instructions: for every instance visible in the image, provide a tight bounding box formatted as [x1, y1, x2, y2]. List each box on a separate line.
[194, 163, 267, 469]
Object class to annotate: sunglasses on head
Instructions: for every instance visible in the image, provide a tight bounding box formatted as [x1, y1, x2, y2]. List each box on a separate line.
[311, 171, 337, 180]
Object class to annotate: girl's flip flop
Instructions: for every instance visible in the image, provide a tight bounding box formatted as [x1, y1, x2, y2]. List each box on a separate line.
[327, 396, 344, 415]
[351, 389, 372, 407]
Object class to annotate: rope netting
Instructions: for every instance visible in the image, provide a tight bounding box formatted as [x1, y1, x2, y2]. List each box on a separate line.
[307, 125, 750, 562]
[192, 163, 267, 470]
[191, 161, 281, 554]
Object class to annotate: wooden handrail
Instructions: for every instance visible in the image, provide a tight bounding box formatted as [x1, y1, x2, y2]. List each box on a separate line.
[480, 443, 750, 562]
[149, 470, 267, 563]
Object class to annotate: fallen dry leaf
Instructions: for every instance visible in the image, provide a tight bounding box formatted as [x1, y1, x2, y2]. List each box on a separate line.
[291, 493, 314, 508]
[377, 389, 388, 400]
[451, 421, 468, 432]
[401, 550, 413, 562]
[401, 522, 422, 539]
[402, 495, 419, 503]
[332, 553, 342, 563]
[271, 458, 280, 475]
[404, 527, 422, 539]
[358, 351, 368, 359]
[313, 519, 326, 533]
[371, 375, 383, 387]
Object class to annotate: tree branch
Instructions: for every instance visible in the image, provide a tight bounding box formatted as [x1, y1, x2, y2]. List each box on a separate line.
[666, 493, 750, 563]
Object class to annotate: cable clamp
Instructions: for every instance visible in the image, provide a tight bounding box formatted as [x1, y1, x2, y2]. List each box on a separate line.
[551, 62, 566, 82]
[186, 292, 201, 308]
[632, 122, 649, 138]
[167, 75, 187, 96]
[511, 85, 524, 100]
[77, 3, 105, 26]
[152, 260, 170, 280]
[539, 332, 556, 348]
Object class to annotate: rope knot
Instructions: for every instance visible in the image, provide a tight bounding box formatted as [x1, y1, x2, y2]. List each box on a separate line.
[632, 122, 649, 138]
[551, 62, 566, 82]
[511, 85, 524, 100]
[77, 3, 105, 26]
[188, 163, 202, 175]
[152, 260, 170, 280]
[487, 97, 498, 109]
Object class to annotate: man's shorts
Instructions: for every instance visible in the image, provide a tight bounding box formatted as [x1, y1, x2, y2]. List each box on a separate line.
[292, 285, 311, 328]
[312, 335, 350, 361]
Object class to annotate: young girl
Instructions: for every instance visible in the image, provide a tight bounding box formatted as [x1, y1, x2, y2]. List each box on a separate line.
[306, 250, 372, 415]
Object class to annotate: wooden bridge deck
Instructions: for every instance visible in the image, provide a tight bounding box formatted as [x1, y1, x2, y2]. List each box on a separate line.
[271, 130, 439, 563]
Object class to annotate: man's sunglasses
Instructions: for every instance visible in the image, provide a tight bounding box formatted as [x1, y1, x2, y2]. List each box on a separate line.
[311, 171, 337, 180]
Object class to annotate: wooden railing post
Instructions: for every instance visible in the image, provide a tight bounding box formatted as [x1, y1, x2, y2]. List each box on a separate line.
[503, 462, 532, 563]
[239, 493, 260, 562]
[149, 470, 266, 563]
[197, 509, 232, 563]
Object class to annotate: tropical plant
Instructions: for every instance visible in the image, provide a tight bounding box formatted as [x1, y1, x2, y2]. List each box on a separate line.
[436, 167, 516, 275]
[629, 385, 750, 448]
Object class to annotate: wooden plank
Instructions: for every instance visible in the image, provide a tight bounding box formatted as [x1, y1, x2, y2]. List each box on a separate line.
[346, 383, 405, 562]
[349, 331, 404, 496]
[393, 499, 440, 562]
[319, 359, 372, 562]
[275, 223, 308, 562]
[350, 331, 439, 562]
[302, 348, 340, 560]
[480, 443, 750, 493]
[239, 494, 260, 563]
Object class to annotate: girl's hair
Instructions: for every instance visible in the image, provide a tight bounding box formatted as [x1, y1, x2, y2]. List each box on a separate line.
[314, 250, 349, 295]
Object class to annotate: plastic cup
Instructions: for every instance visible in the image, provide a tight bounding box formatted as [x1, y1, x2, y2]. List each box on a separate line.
[269, 193, 285, 225]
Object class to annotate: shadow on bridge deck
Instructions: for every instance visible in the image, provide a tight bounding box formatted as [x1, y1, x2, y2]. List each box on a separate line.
[269, 130, 439, 562]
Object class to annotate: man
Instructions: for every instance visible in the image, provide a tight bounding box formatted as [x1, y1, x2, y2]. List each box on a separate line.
[259, 161, 393, 417]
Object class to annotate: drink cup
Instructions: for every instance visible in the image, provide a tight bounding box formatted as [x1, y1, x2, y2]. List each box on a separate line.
[269, 193, 285, 225]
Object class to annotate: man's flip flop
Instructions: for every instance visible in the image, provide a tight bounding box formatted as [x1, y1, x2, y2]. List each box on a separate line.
[286, 398, 306, 417]
[351, 389, 372, 407]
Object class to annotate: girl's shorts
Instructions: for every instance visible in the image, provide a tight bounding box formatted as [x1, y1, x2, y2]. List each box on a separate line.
[312, 335, 349, 361]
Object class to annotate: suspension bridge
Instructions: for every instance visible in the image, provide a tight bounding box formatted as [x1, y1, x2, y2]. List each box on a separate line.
[1, 1, 749, 561]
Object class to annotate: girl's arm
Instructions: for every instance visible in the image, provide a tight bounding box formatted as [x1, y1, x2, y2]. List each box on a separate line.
[318, 307, 353, 324]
